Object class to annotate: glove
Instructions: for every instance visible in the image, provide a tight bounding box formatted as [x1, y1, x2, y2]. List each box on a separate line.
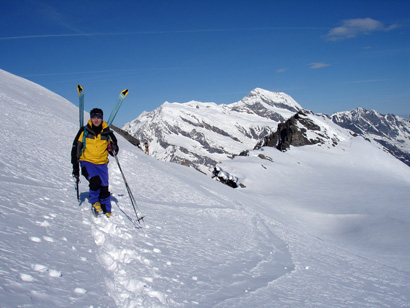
[72, 163, 80, 179]
[108, 142, 119, 156]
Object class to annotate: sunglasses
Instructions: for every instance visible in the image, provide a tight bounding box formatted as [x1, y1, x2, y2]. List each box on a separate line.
[91, 113, 103, 119]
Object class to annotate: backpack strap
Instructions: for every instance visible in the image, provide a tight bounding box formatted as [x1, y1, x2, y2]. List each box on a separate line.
[82, 128, 88, 153]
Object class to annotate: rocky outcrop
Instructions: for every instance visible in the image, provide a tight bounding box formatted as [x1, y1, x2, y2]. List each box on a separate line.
[212, 166, 239, 188]
[256, 110, 329, 151]
[111, 125, 141, 148]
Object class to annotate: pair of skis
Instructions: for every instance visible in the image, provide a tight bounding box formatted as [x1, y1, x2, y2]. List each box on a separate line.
[75, 85, 128, 202]
[77, 85, 128, 128]
[75, 85, 144, 224]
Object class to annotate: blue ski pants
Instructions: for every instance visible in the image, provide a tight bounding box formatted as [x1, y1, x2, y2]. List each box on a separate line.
[81, 161, 111, 213]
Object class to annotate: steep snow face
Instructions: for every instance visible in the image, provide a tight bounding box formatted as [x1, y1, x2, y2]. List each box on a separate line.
[332, 108, 410, 166]
[123, 89, 302, 174]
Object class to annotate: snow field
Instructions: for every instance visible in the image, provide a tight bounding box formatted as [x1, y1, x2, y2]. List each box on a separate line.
[85, 147, 296, 307]
[1, 69, 410, 307]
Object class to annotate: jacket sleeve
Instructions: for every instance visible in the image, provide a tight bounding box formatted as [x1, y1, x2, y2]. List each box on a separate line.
[109, 131, 119, 154]
[71, 127, 84, 165]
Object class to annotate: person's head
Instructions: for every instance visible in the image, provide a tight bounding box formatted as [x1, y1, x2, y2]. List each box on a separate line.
[90, 108, 103, 127]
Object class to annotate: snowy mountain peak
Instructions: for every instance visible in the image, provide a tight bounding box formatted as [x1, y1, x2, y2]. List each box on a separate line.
[235, 88, 302, 114]
[123, 88, 302, 173]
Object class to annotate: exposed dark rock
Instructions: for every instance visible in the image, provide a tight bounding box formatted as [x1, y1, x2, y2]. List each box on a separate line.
[258, 154, 273, 162]
[256, 110, 322, 151]
[238, 150, 249, 156]
[212, 167, 239, 188]
[111, 125, 141, 148]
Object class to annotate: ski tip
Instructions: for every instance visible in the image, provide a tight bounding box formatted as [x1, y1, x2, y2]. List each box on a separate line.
[77, 85, 83, 94]
[121, 89, 129, 98]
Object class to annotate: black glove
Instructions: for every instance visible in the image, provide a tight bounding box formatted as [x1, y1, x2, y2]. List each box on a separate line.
[108, 142, 119, 156]
[72, 163, 80, 179]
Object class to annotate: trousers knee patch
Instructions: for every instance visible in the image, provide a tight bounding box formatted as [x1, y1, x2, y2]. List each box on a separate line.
[89, 176, 102, 191]
[100, 186, 110, 199]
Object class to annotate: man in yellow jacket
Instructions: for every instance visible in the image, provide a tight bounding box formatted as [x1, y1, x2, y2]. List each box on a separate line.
[71, 108, 118, 217]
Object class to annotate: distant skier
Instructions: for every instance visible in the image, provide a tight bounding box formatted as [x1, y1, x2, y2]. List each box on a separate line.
[71, 108, 119, 217]
[144, 141, 150, 155]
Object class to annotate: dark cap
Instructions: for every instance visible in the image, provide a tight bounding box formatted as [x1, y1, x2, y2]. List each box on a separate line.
[90, 108, 103, 117]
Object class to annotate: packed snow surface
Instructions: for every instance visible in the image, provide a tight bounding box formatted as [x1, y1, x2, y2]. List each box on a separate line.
[1, 69, 410, 307]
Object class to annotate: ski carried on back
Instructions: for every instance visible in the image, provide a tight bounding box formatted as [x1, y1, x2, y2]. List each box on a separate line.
[77, 85, 84, 128]
[74, 85, 84, 203]
[77, 85, 127, 128]
[106, 89, 129, 127]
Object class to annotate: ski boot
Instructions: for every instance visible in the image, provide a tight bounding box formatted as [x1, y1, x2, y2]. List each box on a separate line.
[92, 202, 102, 214]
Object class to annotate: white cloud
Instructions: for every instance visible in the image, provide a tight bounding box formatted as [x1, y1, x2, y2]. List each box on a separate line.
[308, 62, 330, 69]
[276, 68, 288, 73]
[324, 18, 397, 41]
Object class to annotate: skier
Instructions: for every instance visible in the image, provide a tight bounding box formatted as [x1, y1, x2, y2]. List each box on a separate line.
[71, 108, 118, 217]
[144, 141, 150, 155]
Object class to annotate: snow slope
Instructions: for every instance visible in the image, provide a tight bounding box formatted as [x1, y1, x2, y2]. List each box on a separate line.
[1, 69, 410, 307]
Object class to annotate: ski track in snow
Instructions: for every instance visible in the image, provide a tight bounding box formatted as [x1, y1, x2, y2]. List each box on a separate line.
[83, 149, 295, 307]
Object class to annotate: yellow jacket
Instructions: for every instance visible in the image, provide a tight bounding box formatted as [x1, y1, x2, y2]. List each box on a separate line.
[73, 120, 115, 165]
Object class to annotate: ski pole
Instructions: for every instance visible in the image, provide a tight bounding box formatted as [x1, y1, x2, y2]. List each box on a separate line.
[113, 152, 144, 223]
[73, 174, 80, 203]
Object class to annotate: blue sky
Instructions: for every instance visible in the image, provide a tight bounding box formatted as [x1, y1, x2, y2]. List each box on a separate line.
[1, 0, 409, 126]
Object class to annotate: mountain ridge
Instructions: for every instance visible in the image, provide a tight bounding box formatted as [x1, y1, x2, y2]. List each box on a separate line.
[122, 89, 302, 174]
[123, 89, 410, 174]
[332, 107, 410, 166]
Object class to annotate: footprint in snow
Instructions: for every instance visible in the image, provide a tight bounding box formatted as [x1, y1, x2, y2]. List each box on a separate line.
[43, 236, 54, 242]
[20, 273, 35, 282]
[92, 228, 106, 245]
[74, 287, 87, 294]
[36, 220, 51, 227]
[49, 269, 63, 277]
[32, 264, 48, 273]
[31, 264, 62, 277]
